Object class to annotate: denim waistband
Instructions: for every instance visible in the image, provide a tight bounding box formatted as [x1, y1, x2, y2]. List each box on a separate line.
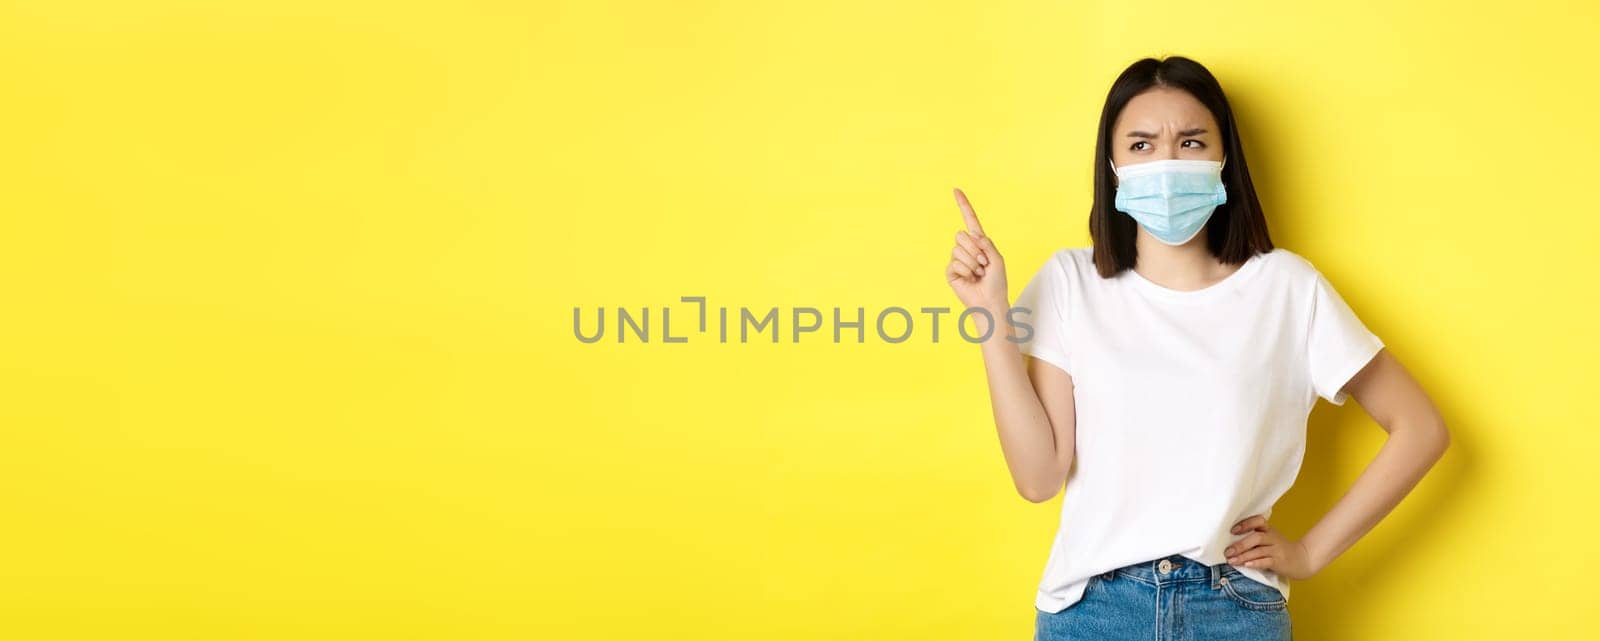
[1098, 553, 1236, 589]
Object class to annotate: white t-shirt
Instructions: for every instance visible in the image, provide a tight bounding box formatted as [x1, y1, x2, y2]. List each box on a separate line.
[1013, 246, 1385, 614]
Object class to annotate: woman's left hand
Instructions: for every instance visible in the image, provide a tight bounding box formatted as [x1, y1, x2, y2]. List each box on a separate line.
[1225, 514, 1319, 580]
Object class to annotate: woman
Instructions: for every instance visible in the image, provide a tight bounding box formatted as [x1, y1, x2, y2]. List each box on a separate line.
[944, 56, 1450, 641]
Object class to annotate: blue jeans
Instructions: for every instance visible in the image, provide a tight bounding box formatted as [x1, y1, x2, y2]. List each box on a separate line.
[1034, 553, 1293, 641]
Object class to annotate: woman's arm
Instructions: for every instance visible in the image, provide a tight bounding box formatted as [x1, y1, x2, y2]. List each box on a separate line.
[974, 308, 1078, 503]
[1227, 348, 1450, 578]
[945, 188, 1077, 503]
[1296, 348, 1450, 572]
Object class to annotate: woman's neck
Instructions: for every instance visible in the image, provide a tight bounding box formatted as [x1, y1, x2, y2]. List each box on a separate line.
[1131, 230, 1238, 292]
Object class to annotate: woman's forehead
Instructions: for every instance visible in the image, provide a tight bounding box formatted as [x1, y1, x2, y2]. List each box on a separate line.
[1115, 89, 1216, 131]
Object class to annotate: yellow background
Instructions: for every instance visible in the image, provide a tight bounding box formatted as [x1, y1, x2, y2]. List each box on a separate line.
[2, 1, 1595, 639]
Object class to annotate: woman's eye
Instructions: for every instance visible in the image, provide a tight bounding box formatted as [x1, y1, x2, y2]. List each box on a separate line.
[1182, 140, 1206, 148]
[1131, 141, 1150, 151]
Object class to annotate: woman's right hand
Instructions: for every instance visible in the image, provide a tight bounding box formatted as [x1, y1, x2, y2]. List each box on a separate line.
[944, 189, 1074, 503]
[946, 188, 1008, 310]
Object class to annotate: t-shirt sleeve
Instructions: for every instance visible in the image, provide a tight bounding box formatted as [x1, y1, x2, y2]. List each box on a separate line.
[1307, 270, 1385, 406]
[1012, 255, 1072, 375]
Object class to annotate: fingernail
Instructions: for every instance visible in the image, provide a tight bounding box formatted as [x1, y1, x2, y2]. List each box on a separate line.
[978, 254, 988, 265]
[976, 266, 985, 276]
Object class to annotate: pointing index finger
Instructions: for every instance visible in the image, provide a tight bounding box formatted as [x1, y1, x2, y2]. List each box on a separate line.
[953, 187, 985, 237]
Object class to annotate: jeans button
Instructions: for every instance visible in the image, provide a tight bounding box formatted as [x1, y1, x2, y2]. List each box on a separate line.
[1158, 559, 1173, 574]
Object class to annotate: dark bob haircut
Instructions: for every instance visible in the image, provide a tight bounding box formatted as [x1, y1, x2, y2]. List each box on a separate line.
[1089, 55, 1274, 278]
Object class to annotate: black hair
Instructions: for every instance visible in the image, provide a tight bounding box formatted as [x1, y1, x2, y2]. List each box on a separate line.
[1088, 55, 1274, 278]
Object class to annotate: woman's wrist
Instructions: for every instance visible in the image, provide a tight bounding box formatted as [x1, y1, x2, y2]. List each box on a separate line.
[973, 296, 1012, 317]
[956, 298, 1011, 347]
[965, 298, 1012, 343]
[1298, 535, 1333, 576]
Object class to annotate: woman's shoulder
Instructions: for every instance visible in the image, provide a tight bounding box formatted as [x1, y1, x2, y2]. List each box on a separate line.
[1026, 246, 1095, 287]
[1255, 247, 1340, 296]
[1041, 245, 1095, 272]
[1258, 247, 1319, 278]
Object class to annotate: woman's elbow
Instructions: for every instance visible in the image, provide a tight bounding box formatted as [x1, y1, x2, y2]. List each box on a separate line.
[1018, 484, 1056, 503]
[1403, 411, 1450, 462]
[1431, 417, 1451, 459]
[1017, 468, 1067, 503]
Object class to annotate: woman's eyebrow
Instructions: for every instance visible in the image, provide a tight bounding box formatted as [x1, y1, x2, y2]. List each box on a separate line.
[1124, 128, 1210, 138]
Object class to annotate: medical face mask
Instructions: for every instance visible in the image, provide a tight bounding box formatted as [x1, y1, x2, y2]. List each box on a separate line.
[1110, 157, 1228, 246]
